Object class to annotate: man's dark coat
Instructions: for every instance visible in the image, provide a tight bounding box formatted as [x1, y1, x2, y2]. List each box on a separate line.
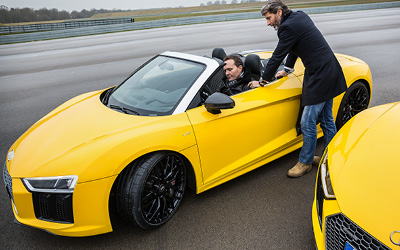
[262, 11, 347, 106]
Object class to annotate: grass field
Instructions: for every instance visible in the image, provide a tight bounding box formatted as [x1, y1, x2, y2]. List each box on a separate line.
[2, 0, 398, 26]
[92, 0, 399, 22]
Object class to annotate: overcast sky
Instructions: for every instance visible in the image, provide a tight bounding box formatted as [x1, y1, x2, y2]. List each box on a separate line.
[1, 0, 214, 12]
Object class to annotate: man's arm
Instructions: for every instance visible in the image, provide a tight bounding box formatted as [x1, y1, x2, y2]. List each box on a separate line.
[261, 24, 298, 81]
[285, 51, 297, 69]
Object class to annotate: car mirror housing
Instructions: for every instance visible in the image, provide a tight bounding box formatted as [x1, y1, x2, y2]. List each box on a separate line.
[204, 92, 235, 114]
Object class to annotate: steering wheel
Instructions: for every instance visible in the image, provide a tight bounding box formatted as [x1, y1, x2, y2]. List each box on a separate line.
[200, 85, 213, 103]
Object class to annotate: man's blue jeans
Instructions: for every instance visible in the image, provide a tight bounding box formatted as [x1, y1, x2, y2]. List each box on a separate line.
[299, 99, 336, 164]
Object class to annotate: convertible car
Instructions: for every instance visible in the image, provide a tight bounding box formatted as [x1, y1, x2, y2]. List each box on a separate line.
[312, 102, 400, 249]
[4, 48, 372, 236]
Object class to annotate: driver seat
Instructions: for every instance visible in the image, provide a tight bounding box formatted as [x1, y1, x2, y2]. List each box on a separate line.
[244, 54, 262, 81]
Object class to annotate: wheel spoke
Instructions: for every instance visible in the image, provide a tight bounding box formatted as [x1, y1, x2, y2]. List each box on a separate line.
[154, 163, 164, 179]
[164, 156, 174, 179]
[144, 197, 161, 222]
[142, 190, 156, 204]
[160, 196, 168, 220]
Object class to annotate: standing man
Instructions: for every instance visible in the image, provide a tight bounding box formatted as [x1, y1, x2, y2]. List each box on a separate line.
[259, 0, 347, 177]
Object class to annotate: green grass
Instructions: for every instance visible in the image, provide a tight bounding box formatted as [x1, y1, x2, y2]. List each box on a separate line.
[91, 0, 399, 22]
[1, 0, 398, 26]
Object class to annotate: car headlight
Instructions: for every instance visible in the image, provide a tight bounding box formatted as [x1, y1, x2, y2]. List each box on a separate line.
[320, 151, 335, 199]
[22, 175, 78, 193]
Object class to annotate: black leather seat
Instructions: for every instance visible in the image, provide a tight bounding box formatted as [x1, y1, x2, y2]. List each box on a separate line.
[244, 54, 262, 81]
[212, 48, 227, 61]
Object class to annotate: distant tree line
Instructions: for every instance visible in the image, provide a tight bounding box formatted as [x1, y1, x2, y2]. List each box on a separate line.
[0, 8, 130, 24]
[0, 0, 262, 24]
[201, 0, 261, 5]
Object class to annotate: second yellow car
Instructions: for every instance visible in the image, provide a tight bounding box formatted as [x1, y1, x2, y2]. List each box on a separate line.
[313, 102, 400, 249]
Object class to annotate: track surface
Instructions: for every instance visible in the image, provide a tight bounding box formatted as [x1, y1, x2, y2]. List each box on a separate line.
[1, 8, 399, 249]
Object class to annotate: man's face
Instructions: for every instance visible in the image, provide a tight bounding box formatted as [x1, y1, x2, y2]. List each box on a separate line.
[264, 9, 282, 30]
[223, 59, 243, 82]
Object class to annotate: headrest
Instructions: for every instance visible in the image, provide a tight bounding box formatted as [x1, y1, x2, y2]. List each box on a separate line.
[212, 48, 227, 61]
[244, 54, 262, 77]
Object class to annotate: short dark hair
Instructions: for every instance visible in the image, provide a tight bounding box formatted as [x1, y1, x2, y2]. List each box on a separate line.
[261, 0, 291, 16]
[223, 55, 243, 68]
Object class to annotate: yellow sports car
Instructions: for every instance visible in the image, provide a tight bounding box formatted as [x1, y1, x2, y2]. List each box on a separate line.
[4, 48, 372, 237]
[312, 102, 400, 249]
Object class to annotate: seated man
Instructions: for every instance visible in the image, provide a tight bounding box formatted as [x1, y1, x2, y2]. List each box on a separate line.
[218, 55, 258, 96]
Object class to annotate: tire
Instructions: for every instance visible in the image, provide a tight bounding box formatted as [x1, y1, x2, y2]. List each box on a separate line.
[336, 81, 369, 129]
[116, 152, 186, 229]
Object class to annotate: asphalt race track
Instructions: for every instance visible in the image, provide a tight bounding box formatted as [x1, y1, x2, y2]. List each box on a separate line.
[1, 7, 399, 249]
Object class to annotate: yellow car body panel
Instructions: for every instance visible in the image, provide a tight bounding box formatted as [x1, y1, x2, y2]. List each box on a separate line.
[312, 198, 341, 249]
[8, 90, 197, 182]
[11, 175, 117, 236]
[312, 102, 400, 249]
[4, 50, 373, 236]
[6, 89, 201, 236]
[254, 52, 373, 122]
[188, 74, 303, 192]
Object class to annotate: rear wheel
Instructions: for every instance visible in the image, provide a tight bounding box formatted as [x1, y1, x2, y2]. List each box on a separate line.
[116, 152, 186, 229]
[336, 81, 369, 129]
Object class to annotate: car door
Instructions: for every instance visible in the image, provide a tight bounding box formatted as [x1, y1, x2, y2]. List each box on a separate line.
[186, 73, 303, 191]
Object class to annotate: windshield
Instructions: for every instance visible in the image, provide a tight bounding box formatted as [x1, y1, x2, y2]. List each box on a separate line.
[106, 55, 206, 116]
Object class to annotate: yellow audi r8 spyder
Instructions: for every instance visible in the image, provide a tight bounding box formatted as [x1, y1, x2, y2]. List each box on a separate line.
[312, 102, 400, 249]
[4, 48, 372, 237]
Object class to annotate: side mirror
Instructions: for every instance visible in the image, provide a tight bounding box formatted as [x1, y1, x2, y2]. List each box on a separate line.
[204, 92, 235, 114]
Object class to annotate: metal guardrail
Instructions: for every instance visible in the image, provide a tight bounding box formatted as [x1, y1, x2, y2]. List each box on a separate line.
[0, 18, 134, 34]
[1, 2, 399, 45]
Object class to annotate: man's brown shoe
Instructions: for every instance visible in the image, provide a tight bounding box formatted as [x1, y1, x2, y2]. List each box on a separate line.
[313, 156, 321, 165]
[287, 162, 312, 177]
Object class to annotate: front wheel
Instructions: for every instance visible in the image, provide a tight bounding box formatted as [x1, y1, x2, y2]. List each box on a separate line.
[116, 152, 186, 229]
[336, 81, 369, 129]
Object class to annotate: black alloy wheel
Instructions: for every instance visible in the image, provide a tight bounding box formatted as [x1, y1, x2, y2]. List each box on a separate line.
[336, 81, 369, 129]
[116, 152, 186, 229]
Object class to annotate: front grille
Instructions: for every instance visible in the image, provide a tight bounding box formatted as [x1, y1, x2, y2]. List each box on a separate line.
[3, 162, 14, 202]
[325, 213, 390, 250]
[32, 192, 74, 223]
[316, 170, 324, 229]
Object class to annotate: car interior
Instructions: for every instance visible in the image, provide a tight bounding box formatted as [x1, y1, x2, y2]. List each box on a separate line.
[187, 48, 264, 109]
[187, 48, 288, 110]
